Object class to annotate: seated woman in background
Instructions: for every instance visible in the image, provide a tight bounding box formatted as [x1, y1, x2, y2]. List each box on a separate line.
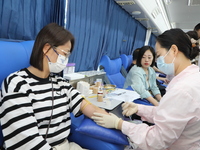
[127, 48, 140, 72]
[186, 30, 199, 63]
[128, 48, 168, 96]
[124, 46, 161, 106]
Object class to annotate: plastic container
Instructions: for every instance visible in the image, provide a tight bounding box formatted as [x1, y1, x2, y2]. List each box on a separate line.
[97, 86, 103, 102]
[63, 63, 75, 76]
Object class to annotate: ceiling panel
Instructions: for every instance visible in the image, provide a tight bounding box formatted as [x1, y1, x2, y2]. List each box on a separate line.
[164, 0, 200, 32]
[114, 0, 200, 35]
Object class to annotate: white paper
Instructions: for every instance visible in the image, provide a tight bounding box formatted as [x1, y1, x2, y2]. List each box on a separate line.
[106, 89, 140, 102]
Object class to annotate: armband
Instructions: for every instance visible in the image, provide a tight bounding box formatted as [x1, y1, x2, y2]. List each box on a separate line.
[81, 98, 92, 111]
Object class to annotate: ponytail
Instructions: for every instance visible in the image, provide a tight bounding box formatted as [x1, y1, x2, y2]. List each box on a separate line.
[190, 44, 200, 60]
[189, 36, 200, 60]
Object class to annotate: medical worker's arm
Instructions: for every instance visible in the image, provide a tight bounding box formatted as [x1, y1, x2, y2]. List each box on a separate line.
[92, 88, 196, 150]
[121, 88, 195, 150]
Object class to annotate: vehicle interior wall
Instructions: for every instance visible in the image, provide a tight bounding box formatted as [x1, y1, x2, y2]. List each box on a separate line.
[0, 0, 156, 72]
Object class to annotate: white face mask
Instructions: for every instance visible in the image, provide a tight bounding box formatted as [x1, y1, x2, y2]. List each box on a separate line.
[48, 54, 68, 73]
[157, 49, 175, 76]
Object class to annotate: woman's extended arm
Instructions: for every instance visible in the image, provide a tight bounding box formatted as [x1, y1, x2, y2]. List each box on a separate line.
[80, 99, 108, 118]
[146, 96, 159, 106]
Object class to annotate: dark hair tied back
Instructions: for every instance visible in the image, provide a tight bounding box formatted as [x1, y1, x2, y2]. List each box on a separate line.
[186, 30, 200, 60]
[190, 45, 200, 60]
[157, 28, 199, 60]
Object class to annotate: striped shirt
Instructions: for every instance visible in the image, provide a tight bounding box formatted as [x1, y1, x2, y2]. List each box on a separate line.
[0, 68, 83, 149]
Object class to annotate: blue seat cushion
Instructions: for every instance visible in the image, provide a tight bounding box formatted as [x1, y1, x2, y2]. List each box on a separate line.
[134, 98, 154, 106]
[75, 117, 129, 145]
[69, 114, 125, 150]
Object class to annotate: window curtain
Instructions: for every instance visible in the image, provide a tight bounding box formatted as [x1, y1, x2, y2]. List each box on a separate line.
[0, 0, 65, 40]
[132, 22, 147, 50]
[66, 0, 138, 71]
[149, 33, 157, 49]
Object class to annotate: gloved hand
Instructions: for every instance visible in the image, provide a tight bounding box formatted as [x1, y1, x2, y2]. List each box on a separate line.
[122, 102, 138, 116]
[91, 112, 121, 129]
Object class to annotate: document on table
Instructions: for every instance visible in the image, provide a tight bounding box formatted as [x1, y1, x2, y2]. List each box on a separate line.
[106, 89, 140, 102]
[86, 94, 122, 110]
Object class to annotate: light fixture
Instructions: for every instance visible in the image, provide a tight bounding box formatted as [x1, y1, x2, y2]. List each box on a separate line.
[152, 30, 158, 33]
[151, 7, 161, 19]
[116, 0, 135, 6]
[134, 0, 171, 33]
[155, 0, 171, 29]
[164, 0, 172, 5]
[188, 0, 200, 6]
[147, 27, 157, 33]
[132, 11, 141, 15]
[135, 18, 149, 21]
[171, 22, 176, 28]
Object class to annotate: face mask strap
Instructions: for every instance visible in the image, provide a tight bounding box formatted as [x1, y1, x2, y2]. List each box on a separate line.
[172, 57, 176, 63]
[52, 47, 59, 55]
[46, 55, 51, 62]
[164, 48, 176, 64]
[163, 49, 171, 58]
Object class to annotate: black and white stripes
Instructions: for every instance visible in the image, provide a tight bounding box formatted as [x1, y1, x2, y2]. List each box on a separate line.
[0, 68, 83, 149]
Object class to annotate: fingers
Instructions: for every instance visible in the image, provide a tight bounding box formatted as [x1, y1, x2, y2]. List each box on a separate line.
[122, 109, 128, 116]
[126, 110, 132, 116]
[122, 102, 131, 110]
[91, 116, 102, 120]
[94, 120, 104, 124]
[91, 115, 105, 126]
[109, 113, 116, 117]
[96, 122, 105, 127]
[122, 109, 131, 116]
[93, 112, 104, 117]
[92, 112, 110, 121]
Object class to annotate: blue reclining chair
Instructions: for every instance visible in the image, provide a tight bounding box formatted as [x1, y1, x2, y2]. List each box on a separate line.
[120, 54, 132, 71]
[120, 54, 132, 77]
[0, 40, 128, 150]
[0, 40, 34, 148]
[98, 55, 126, 89]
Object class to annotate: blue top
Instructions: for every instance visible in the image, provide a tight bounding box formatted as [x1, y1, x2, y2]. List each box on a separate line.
[123, 65, 160, 99]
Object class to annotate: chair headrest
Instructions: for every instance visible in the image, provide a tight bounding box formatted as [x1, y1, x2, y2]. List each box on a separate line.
[99, 55, 122, 75]
[127, 55, 132, 67]
[0, 40, 34, 88]
[120, 54, 132, 70]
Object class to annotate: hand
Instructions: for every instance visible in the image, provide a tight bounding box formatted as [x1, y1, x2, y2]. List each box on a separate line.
[91, 112, 121, 129]
[122, 102, 138, 116]
[163, 78, 170, 84]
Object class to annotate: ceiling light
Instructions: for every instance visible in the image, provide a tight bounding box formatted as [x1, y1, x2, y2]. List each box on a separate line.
[147, 27, 157, 30]
[164, 0, 172, 5]
[188, 0, 200, 6]
[135, 18, 149, 21]
[152, 30, 158, 33]
[132, 11, 141, 15]
[151, 7, 161, 19]
[171, 22, 176, 28]
[134, 0, 171, 33]
[156, 0, 171, 29]
[116, 0, 135, 6]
